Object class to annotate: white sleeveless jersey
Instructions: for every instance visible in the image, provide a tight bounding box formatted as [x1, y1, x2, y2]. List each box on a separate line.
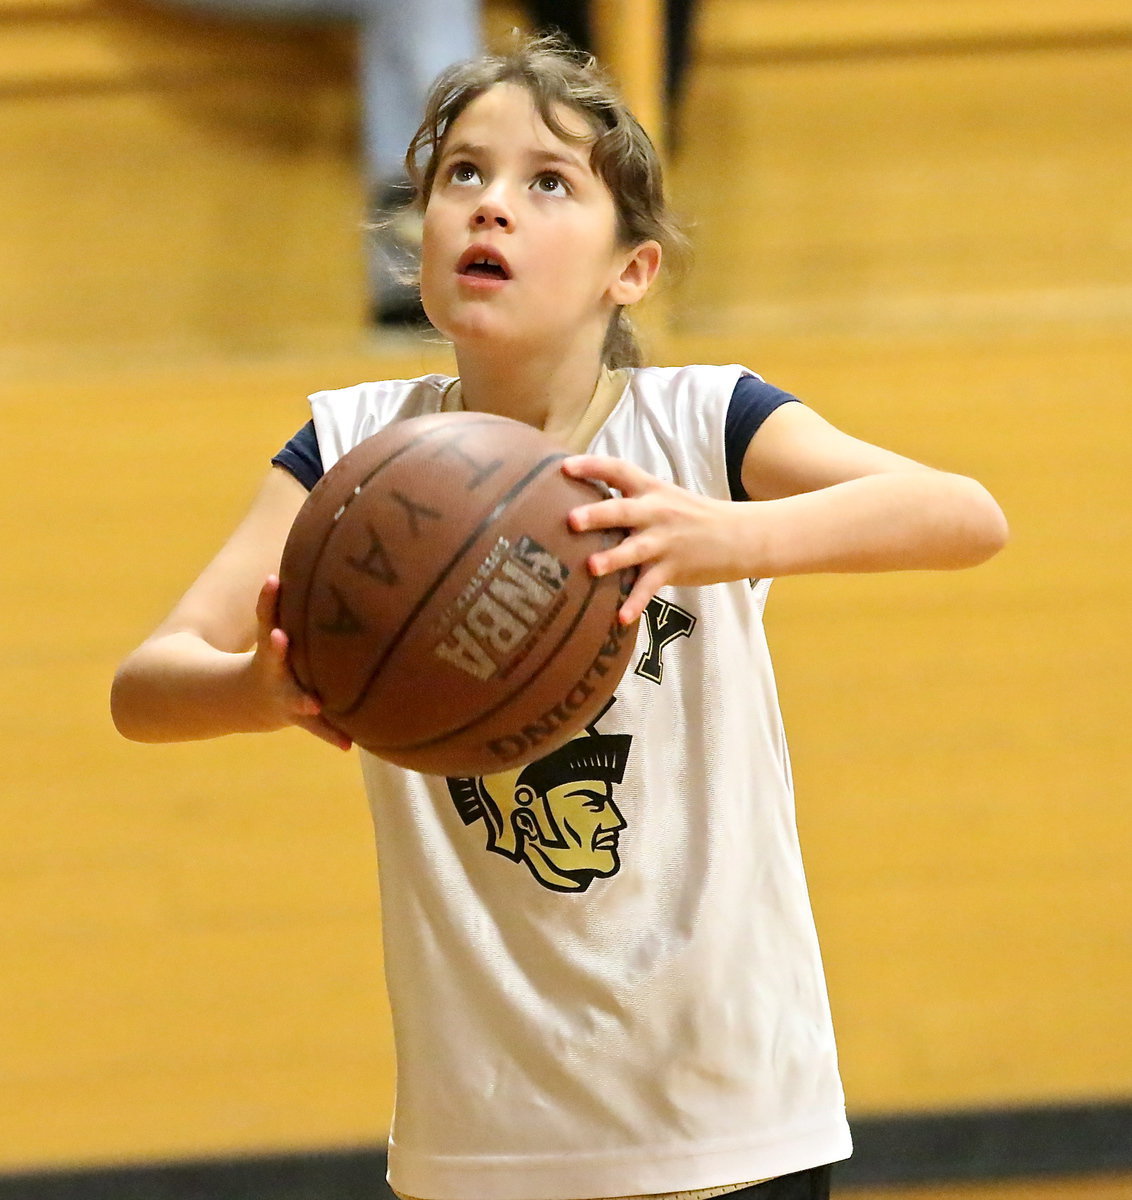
[308, 365, 852, 1200]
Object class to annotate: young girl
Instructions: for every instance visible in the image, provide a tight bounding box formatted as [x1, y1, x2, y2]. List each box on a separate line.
[112, 37, 1008, 1200]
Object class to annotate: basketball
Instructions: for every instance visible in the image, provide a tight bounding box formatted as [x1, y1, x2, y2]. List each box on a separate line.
[277, 411, 639, 776]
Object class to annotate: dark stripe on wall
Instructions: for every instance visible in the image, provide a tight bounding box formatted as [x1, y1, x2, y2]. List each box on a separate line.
[1, 1101, 1130, 1199]
[0, 1150, 398, 1200]
[838, 1100, 1132, 1185]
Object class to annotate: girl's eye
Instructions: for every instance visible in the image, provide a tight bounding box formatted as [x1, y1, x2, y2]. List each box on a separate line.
[534, 173, 568, 196]
[449, 162, 481, 186]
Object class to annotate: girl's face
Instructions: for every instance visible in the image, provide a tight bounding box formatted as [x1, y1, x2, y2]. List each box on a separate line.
[420, 83, 652, 357]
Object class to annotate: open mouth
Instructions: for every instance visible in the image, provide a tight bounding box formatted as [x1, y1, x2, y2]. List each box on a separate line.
[464, 260, 508, 279]
[457, 247, 512, 281]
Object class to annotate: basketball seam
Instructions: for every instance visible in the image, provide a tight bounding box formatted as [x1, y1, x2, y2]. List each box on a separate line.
[294, 414, 513, 698]
[334, 449, 572, 720]
[362, 569, 616, 756]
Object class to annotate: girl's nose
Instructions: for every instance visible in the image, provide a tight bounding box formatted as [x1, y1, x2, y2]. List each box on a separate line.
[471, 186, 513, 231]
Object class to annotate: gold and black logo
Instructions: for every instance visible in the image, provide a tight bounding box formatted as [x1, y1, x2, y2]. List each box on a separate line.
[444, 595, 700, 893]
[446, 699, 630, 893]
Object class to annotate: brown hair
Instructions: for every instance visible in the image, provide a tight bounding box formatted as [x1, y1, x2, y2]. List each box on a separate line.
[405, 34, 688, 369]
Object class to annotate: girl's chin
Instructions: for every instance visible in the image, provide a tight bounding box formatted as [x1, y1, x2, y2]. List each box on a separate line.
[432, 310, 530, 346]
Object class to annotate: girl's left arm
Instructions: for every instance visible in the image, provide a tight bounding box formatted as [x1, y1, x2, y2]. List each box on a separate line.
[563, 403, 1008, 625]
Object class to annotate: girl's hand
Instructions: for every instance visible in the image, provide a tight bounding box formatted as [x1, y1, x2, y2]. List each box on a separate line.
[251, 576, 353, 752]
[563, 456, 757, 625]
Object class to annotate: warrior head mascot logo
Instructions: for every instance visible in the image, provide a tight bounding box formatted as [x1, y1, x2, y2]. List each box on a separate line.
[446, 700, 631, 893]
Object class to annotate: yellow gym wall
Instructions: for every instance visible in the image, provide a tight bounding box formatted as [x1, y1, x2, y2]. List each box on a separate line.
[1, 0, 1130, 1174]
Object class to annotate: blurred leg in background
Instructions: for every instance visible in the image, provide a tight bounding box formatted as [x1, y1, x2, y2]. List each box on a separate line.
[525, 0, 699, 145]
[359, 0, 480, 324]
[151, 0, 480, 326]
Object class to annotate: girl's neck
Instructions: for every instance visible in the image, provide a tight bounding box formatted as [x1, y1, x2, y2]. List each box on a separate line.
[453, 341, 608, 446]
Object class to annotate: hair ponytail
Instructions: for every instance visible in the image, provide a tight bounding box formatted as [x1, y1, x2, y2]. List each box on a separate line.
[603, 308, 643, 370]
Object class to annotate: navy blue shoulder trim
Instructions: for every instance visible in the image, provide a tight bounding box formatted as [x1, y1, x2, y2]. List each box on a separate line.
[724, 375, 801, 501]
[274, 383, 800, 501]
[271, 420, 324, 492]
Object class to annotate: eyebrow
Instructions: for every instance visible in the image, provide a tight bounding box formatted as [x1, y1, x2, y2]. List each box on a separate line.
[564, 786, 608, 800]
[441, 141, 591, 173]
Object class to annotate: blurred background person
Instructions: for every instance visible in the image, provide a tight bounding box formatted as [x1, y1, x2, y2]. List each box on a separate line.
[156, 0, 481, 326]
[527, 0, 699, 144]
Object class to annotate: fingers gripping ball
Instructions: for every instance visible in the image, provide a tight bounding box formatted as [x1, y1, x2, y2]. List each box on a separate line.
[277, 412, 639, 776]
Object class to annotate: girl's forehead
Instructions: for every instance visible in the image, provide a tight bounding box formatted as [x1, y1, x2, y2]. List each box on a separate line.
[444, 83, 597, 161]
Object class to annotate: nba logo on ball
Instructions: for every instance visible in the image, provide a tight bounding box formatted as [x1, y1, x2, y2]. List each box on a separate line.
[432, 535, 572, 683]
[278, 412, 639, 777]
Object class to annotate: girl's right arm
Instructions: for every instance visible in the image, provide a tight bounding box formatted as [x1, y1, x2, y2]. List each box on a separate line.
[110, 466, 351, 751]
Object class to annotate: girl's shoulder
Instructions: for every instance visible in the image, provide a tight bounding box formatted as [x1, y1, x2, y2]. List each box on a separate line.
[625, 363, 758, 403]
[307, 373, 457, 472]
[309, 372, 456, 417]
[599, 365, 761, 496]
[618, 363, 757, 431]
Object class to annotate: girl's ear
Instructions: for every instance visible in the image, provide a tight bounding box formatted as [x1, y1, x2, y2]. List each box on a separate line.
[609, 240, 662, 306]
